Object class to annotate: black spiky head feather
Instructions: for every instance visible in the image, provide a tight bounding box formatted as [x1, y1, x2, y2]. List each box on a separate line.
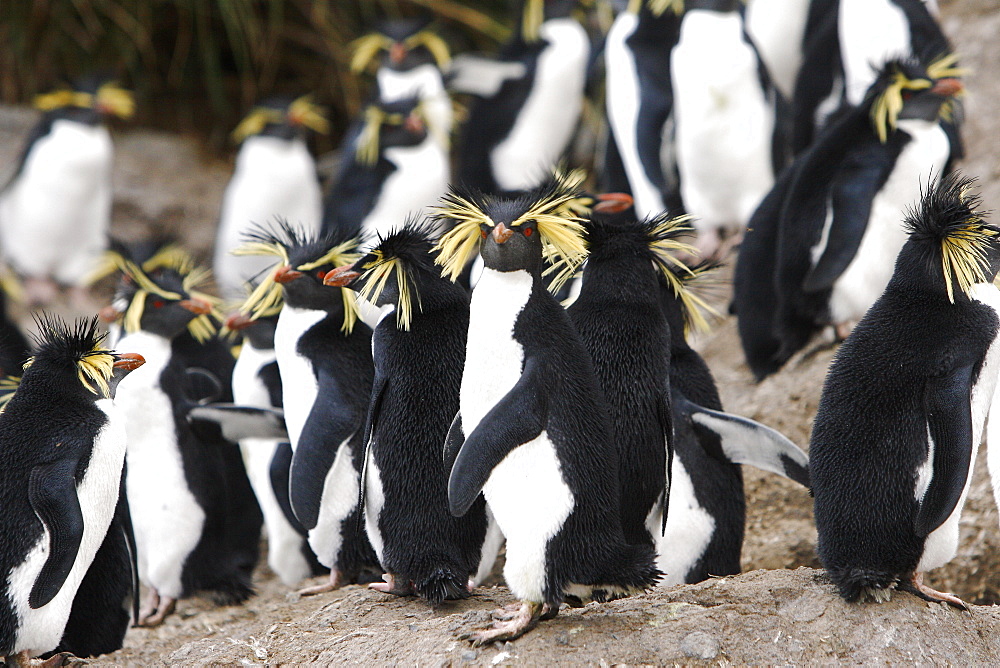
[231, 94, 329, 143]
[433, 170, 588, 291]
[23, 314, 118, 398]
[350, 16, 450, 73]
[868, 54, 963, 144]
[103, 246, 221, 341]
[234, 220, 361, 331]
[340, 216, 441, 331]
[902, 173, 1000, 304]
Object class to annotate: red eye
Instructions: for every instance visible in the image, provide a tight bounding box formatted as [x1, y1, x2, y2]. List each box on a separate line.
[481, 229, 488, 239]
[524, 227, 533, 237]
[902, 90, 914, 100]
[316, 270, 326, 280]
[152, 300, 165, 309]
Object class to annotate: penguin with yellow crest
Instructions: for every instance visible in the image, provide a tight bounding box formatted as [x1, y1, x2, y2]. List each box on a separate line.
[811, 174, 1000, 609]
[0, 315, 144, 663]
[0, 77, 133, 305]
[235, 223, 378, 595]
[324, 217, 494, 604]
[436, 173, 660, 644]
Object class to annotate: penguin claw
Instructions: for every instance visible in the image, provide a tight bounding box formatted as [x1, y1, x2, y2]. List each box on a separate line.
[297, 570, 343, 597]
[38, 652, 86, 667]
[369, 573, 416, 596]
[462, 601, 544, 646]
[135, 594, 176, 627]
[903, 574, 969, 611]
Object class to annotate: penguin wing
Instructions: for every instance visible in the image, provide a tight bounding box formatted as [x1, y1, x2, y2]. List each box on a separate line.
[28, 456, 85, 609]
[678, 395, 810, 488]
[356, 371, 388, 528]
[915, 364, 976, 537]
[448, 358, 547, 518]
[442, 411, 464, 475]
[115, 465, 140, 625]
[657, 390, 674, 535]
[800, 147, 895, 293]
[186, 403, 288, 442]
[447, 53, 527, 97]
[184, 367, 224, 404]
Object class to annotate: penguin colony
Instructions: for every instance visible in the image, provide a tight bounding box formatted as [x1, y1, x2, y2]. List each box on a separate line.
[0, 0, 994, 660]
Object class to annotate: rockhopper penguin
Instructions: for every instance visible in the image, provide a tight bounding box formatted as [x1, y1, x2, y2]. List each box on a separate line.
[811, 174, 1000, 608]
[324, 217, 493, 603]
[435, 172, 660, 644]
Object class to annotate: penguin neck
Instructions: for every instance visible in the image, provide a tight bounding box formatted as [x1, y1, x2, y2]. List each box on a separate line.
[470, 268, 537, 330]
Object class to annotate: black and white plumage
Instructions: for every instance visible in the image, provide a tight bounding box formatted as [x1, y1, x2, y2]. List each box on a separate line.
[0, 79, 133, 305]
[734, 57, 963, 380]
[106, 254, 262, 626]
[0, 316, 143, 662]
[321, 98, 448, 248]
[744, 0, 813, 100]
[213, 96, 328, 300]
[235, 223, 379, 595]
[436, 174, 660, 644]
[454, 0, 589, 194]
[811, 174, 1000, 608]
[324, 218, 492, 604]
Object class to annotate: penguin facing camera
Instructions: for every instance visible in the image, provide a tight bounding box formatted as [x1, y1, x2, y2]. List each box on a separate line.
[324, 217, 494, 604]
[321, 97, 448, 250]
[811, 173, 1000, 609]
[213, 95, 328, 301]
[0, 77, 133, 306]
[235, 222, 379, 595]
[734, 56, 964, 380]
[351, 16, 453, 150]
[453, 0, 590, 194]
[102, 251, 262, 627]
[669, 0, 786, 258]
[435, 172, 660, 644]
[0, 315, 143, 664]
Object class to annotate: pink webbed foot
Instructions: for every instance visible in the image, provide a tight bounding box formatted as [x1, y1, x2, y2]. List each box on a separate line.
[369, 573, 416, 596]
[297, 570, 343, 597]
[903, 572, 969, 611]
[135, 588, 176, 627]
[460, 601, 551, 646]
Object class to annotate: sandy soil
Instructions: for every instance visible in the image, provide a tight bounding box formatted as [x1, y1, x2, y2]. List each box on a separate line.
[0, 0, 998, 663]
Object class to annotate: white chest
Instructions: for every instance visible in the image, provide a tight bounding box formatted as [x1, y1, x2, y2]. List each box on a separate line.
[829, 121, 950, 323]
[275, 306, 325, 449]
[491, 19, 589, 191]
[232, 341, 276, 408]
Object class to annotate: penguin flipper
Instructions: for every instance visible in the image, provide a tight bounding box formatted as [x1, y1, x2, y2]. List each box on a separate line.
[442, 411, 464, 475]
[357, 371, 388, 530]
[679, 395, 810, 488]
[184, 367, 224, 404]
[186, 403, 288, 441]
[28, 457, 85, 609]
[800, 149, 893, 293]
[115, 466, 140, 625]
[915, 364, 975, 537]
[448, 359, 547, 518]
[268, 442, 305, 534]
[657, 390, 674, 535]
[447, 54, 527, 97]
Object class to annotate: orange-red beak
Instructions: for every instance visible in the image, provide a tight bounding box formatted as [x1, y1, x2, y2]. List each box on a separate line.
[323, 265, 360, 287]
[931, 78, 963, 97]
[179, 298, 212, 315]
[113, 352, 145, 371]
[491, 222, 514, 244]
[594, 192, 634, 214]
[404, 113, 425, 135]
[273, 265, 303, 284]
[390, 42, 407, 65]
[224, 312, 255, 331]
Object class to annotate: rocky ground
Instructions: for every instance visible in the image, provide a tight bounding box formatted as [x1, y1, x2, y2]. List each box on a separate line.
[0, 0, 998, 664]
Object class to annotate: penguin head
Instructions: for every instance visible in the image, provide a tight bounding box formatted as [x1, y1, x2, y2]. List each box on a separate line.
[235, 221, 360, 330]
[33, 76, 134, 125]
[434, 170, 588, 285]
[632, 0, 685, 17]
[683, 0, 738, 12]
[101, 245, 221, 341]
[869, 55, 964, 143]
[224, 310, 278, 350]
[351, 17, 451, 74]
[898, 173, 1000, 304]
[325, 217, 462, 330]
[231, 95, 329, 144]
[20, 314, 144, 402]
[355, 98, 428, 166]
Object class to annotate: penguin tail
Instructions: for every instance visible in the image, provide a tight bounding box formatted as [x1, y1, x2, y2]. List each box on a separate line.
[826, 566, 898, 603]
[206, 571, 256, 606]
[600, 543, 663, 596]
[413, 566, 472, 605]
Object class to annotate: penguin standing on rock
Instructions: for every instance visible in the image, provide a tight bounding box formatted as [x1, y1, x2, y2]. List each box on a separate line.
[222, 308, 324, 587]
[107, 255, 262, 626]
[351, 17, 453, 150]
[811, 174, 1000, 609]
[0, 78, 133, 305]
[321, 98, 448, 245]
[453, 0, 590, 194]
[324, 218, 493, 603]
[0, 315, 143, 665]
[235, 223, 379, 595]
[435, 173, 660, 644]
[213, 96, 328, 300]
[734, 56, 964, 380]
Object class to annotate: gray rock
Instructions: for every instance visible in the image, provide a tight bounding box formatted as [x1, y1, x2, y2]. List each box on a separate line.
[680, 631, 719, 660]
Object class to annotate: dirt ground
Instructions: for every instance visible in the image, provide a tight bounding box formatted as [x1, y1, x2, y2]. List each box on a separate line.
[0, 0, 999, 663]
